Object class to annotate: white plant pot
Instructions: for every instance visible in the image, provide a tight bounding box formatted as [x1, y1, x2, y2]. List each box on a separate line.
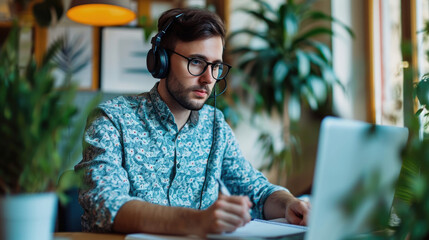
[0, 192, 57, 240]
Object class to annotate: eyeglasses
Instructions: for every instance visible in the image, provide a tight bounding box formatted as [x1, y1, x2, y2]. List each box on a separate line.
[167, 49, 231, 81]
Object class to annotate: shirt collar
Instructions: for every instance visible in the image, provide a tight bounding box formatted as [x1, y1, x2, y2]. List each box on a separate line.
[147, 83, 199, 129]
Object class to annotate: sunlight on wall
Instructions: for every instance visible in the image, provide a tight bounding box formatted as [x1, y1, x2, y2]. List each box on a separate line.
[376, 0, 403, 126]
[331, 0, 367, 121]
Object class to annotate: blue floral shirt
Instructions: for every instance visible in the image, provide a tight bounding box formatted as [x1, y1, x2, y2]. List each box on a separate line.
[75, 83, 287, 232]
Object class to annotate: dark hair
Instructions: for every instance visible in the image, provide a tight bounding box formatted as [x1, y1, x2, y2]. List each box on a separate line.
[157, 8, 226, 50]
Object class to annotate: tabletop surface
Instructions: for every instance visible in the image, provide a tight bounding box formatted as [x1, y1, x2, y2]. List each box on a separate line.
[55, 232, 126, 240]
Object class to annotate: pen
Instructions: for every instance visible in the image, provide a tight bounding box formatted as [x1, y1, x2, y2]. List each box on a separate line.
[217, 178, 254, 218]
[217, 178, 254, 219]
[216, 178, 231, 196]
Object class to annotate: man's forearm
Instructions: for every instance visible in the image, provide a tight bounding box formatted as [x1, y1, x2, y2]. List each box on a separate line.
[112, 200, 202, 236]
[263, 190, 296, 219]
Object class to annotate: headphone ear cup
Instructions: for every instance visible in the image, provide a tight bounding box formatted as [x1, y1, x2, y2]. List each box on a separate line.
[146, 48, 169, 79]
[146, 48, 157, 77]
[156, 48, 169, 79]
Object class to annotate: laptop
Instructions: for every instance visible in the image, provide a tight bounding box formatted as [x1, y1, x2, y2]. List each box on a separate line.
[305, 116, 408, 240]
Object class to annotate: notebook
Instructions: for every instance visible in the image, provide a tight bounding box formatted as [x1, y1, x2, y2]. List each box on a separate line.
[207, 219, 307, 239]
[125, 116, 408, 240]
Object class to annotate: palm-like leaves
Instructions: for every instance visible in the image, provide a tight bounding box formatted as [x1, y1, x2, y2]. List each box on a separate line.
[228, 0, 353, 176]
[53, 34, 90, 76]
[0, 24, 99, 195]
[230, 0, 353, 121]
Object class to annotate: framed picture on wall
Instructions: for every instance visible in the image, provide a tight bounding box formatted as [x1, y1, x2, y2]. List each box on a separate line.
[101, 27, 157, 94]
[47, 25, 97, 90]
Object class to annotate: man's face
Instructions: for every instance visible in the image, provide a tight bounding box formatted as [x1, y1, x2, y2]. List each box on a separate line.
[165, 36, 223, 111]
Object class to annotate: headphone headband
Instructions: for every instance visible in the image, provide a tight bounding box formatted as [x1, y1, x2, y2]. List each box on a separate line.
[151, 13, 183, 54]
[147, 13, 184, 79]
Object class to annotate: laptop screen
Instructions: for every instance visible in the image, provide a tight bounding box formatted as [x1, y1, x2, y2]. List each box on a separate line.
[306, 117, 408, 240]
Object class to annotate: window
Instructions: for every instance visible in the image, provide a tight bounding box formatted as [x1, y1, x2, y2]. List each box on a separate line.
[371, 0, 404, 126]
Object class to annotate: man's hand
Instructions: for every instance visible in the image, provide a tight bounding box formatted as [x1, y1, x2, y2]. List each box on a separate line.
[285, 198, 310, 226]
[198, 195, 252, 236]
[263, 190, 311, 226]
[113, 197, 252, 237]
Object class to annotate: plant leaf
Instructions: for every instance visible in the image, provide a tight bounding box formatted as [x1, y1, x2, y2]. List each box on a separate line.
[308, 11, 355, 38]
[307, 75, 328, 104]
[296, 50, 310, 79]
[293, 27, 334, 46]
[288, 94, 301, 122]
[273, 59, 289, 85]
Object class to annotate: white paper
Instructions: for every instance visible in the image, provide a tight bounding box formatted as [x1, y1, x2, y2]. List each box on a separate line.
[208, 219, 307, 239]
[125, 233, 200, 240]
[125, 219, 307, 240]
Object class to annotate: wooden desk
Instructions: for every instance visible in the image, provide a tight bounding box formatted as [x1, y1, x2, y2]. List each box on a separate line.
[55, 232, 126, 240]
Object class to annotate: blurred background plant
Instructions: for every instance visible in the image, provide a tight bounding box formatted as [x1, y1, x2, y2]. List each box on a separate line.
[227, 0, 353, 181]
[9, 0, 63, 26]
[414, 74, 429, 130]
[0, 1, 99, 202]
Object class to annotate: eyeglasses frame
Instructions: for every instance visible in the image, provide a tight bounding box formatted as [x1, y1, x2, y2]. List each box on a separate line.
[166, 49, 232, 81]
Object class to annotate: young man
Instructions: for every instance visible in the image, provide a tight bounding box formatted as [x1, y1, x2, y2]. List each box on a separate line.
[75, 8, 310, 237]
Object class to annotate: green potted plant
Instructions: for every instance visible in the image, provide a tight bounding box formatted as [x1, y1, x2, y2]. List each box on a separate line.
[0, 2, 98, 239]
[228, 0, 353, 183]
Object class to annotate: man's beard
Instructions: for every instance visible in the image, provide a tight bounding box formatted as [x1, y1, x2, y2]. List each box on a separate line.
[166, 75, 212, 111]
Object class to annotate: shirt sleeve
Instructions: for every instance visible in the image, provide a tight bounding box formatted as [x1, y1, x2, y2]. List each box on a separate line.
[75, 108, 141, 232]
[220, 120, 289, 219]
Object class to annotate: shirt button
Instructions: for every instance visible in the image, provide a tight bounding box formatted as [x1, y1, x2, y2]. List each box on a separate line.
[177, 163, 181, 169]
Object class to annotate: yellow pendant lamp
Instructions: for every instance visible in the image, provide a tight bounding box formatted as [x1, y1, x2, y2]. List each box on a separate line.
[67, 0, 136, 26]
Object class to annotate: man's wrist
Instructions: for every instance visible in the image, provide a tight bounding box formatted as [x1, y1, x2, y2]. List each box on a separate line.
[263, 190, 297, 219]
[183, 208, 208, 237]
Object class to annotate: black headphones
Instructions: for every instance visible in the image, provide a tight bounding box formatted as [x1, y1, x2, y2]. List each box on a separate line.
[146, 13, 184, 79]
